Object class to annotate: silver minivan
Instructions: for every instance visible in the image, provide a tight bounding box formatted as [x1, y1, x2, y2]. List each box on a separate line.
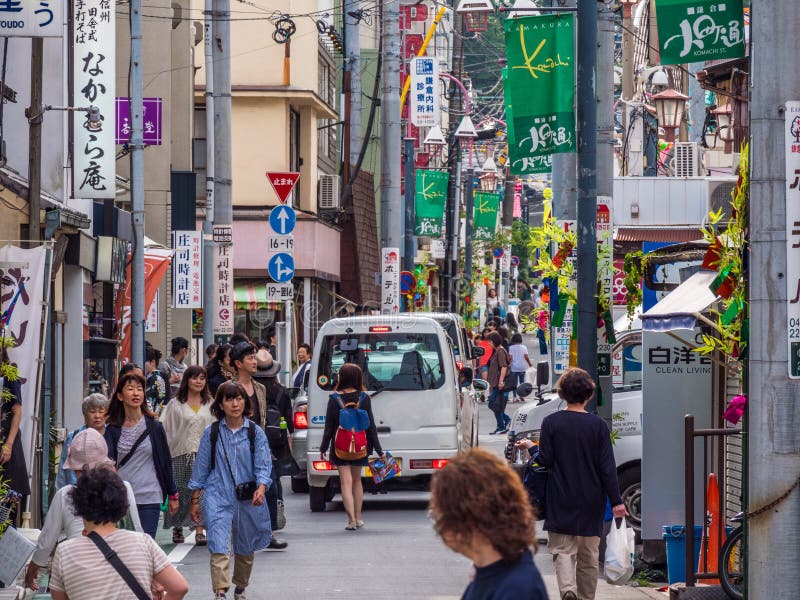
[304, 314, 478, 512]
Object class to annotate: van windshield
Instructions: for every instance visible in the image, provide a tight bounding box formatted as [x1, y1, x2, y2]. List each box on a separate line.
[318, 333, 446, 391]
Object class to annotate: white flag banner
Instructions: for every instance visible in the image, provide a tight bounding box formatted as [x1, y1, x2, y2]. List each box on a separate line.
[0, 245, 49, 475]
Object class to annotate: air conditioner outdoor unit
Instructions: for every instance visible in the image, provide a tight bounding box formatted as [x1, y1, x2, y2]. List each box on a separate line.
[674, 142, 703, 177]
[318, 174, 340, 211]
[706, 177, 738, 223]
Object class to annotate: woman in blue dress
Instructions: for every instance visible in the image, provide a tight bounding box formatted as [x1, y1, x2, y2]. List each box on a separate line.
[189, 381, 272, 600]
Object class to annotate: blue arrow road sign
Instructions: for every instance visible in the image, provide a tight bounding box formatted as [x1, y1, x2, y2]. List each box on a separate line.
[269, 205, 296, 235]
[268, 253, 295, 283]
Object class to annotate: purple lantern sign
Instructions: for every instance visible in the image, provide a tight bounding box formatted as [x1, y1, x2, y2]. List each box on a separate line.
[115, 97, 163, 145]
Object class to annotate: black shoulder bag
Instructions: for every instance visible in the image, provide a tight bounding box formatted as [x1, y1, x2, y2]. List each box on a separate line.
[117, 421, 155, 469]
[87, 532, 151, 600]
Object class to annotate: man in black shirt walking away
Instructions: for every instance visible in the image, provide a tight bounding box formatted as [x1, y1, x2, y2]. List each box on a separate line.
[518, 367, 627, 600]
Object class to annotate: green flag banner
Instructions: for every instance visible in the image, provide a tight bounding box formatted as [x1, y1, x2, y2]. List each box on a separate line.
[504, 66, 554, 175]
[504, 14, 575, 167]
[473, 191, 501, 241]
[414, 170, 449, 237]
[655, 0, 745, 65]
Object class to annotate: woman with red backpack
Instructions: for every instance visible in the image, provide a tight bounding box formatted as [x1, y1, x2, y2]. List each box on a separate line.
[319, 363, 385, 530]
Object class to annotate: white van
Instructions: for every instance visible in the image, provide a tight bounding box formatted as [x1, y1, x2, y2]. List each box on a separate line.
[305, 314, 479, 512]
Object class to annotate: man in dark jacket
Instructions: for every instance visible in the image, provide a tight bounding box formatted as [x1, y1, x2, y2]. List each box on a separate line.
[518, 367, 627, 600]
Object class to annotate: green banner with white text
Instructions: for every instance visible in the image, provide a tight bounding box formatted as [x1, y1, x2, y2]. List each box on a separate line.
[473, 191, 501, 241]
[414, 170, 449, 237]
[504, 13, 575, 171]
[655, 0, 745, 65]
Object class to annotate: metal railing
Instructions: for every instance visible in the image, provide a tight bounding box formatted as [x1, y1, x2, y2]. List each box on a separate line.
[684, 414, 742, 587]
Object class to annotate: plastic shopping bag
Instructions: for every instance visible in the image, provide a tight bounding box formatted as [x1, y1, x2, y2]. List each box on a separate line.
[604, 518, 635, 585]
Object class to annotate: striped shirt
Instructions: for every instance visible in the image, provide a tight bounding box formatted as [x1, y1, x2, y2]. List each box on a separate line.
[49, 529, 170, 599]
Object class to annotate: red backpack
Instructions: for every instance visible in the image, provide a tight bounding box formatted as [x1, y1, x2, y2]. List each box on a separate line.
[333, 393, 370, 460]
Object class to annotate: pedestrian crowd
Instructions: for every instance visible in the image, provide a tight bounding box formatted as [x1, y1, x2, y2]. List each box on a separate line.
[2, 331, 305, 599]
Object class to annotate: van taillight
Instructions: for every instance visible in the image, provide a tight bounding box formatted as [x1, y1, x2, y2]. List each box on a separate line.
[455, 360, 464, 371]
[293, 408, 308, 430]
[313, 460, 333, 471]
[369, 326, 392, 332]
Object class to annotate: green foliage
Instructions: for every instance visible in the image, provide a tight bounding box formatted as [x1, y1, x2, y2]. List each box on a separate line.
[622, 250, 646, 321]
[694, 145, 749, 358]
[511, 220, 532, 277]
[0, 335, 17, 535]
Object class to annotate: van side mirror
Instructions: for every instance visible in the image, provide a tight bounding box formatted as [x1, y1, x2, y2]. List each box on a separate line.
[471, 344, 485, 359]
[536, 361, 549, 387]
[472, 378, 489, 392]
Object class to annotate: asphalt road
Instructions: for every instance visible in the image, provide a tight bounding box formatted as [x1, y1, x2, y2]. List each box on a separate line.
[167, 395, 661, 600]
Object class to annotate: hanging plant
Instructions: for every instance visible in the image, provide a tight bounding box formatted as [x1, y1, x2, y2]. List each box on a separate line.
[0, 335, 19, 537]
[621, 250, 646, 321]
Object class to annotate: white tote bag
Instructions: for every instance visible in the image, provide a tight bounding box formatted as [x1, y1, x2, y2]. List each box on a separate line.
[604, 518, 635, 585]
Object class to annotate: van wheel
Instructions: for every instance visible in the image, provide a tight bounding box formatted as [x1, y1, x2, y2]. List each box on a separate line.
[309, 486, 327, 512]
[291, 476, 309, 494]
[325, 483, 335, 502]
[619, 465, 642, 532]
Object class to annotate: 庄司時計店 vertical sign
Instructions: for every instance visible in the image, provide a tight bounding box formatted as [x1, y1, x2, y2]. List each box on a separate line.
[172, 231, 202, 309]
[0, 0, 61, 36]
[785, 101, 800, 378]
[381, 248, 400, 314]
[409, 56, 439, 128]
[73, 0, 115, 199]
[213, 244, 234, 336]
[655, 0, 746, 65]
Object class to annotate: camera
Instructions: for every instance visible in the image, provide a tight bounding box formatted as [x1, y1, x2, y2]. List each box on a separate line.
[235, 481, 257, 502]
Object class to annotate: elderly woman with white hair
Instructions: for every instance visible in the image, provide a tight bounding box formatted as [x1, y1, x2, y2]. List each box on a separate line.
[55, 393, 110, 490]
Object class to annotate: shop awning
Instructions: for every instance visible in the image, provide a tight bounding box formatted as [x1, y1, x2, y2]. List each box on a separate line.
[615, 227, 705, 243]
[640, 271, 719, 332]
[234, 281, 282, 311]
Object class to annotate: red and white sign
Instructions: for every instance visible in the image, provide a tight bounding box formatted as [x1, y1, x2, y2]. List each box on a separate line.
[266, 172, 300, 204]
[597, 197, 613, 354]
[172, 231, 202, 308]
[381, 248, 401, 315]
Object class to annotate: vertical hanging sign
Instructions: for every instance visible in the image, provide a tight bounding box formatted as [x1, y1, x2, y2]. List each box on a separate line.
[172, 231, 202, 309]
[0, 0, 61, 36]
[73, 0, 115, 199]
[785, 101, 800, 378]
[381, 248, 401, 314]
[504, 14, 575, 171]
[473, 191, 501, 241]
[213, 244, 234, 335]
[414, 170, 449, 236]
[409, 56, 439, 127]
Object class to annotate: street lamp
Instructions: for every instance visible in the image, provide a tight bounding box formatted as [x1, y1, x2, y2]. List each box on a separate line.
[651, 88, 688, 142]
[479, 156, 498, 192]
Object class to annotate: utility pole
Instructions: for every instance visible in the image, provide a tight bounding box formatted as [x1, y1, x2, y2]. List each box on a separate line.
[27, 38, 43, 245]
[403, 138, 416, 273]
[445, 10, 465, 311]
[202, 0, 215, 349]
[213, 0, 232, 339]
[379, 0, 402, 252]
[596, 0, 615, 425]
[130, 0, 146, 366]
[463, 168, 475, 296]
[748, 3, 800, 597]
[576, 0, 598, 411]
[344, 8, 361, 168]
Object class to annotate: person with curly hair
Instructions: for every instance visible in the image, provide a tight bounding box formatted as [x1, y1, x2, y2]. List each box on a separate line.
[517, 367, 627, 600]
[48, 467, 188, 600]
[429, 448, 547, 599]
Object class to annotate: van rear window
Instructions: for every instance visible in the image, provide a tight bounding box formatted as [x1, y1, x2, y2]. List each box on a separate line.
[318, 333, 445, 391]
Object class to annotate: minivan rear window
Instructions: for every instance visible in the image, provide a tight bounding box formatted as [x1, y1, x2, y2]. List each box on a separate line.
[318, 333, 446, 391]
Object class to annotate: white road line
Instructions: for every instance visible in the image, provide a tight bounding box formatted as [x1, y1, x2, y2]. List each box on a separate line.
[166, 531, 196, 564]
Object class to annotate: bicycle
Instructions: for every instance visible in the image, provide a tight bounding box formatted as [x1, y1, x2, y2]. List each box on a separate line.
[718, 512, 743, 600]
